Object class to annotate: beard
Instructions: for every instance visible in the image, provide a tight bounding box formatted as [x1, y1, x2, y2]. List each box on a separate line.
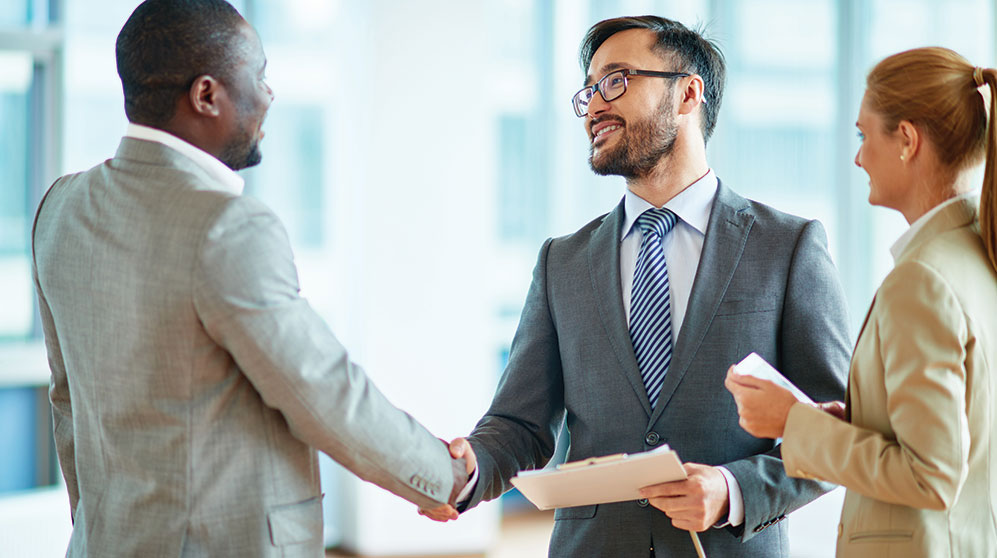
[589, 92, 677, 180]
[219, 122, 263, 171]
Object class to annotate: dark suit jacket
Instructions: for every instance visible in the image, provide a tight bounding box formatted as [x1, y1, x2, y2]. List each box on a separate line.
[465, 181, 851, 557]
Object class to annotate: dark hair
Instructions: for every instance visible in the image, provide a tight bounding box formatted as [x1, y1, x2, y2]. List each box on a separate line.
[579, 15, 726, 142]
[115, 0, 246, 127]
[866, 47, 997, 272]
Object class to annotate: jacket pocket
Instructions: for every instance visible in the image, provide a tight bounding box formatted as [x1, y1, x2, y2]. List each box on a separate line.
[267, 496, 323, 547]
[715, 296, 779, 316]
[848, 530, 913, 544]
[554, 504, 598, 520]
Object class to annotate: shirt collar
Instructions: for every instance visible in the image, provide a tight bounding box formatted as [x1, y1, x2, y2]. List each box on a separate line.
[124, 123, 245, 195]
[622, 169, 718, 242]
[889, 190, 979, 262]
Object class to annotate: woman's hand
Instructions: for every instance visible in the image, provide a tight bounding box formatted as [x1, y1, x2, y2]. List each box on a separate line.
[724, 365, 799, 439]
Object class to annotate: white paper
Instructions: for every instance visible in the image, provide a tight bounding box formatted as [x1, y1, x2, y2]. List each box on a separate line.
[733, 352, 813, 404]
[509, 445, 687, 510]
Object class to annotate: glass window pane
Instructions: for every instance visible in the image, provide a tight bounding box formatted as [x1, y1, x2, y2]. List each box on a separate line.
[0, 51, 35, 340]
[0, 1, 29, 26]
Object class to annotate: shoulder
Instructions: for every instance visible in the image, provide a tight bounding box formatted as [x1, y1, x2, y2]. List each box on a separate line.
[724, 188, 811, 232]
[889, 224, 997, 307]
[551, 210, 613, 246]
[717, 182, 825, 247]
[201, 194, 283, 244]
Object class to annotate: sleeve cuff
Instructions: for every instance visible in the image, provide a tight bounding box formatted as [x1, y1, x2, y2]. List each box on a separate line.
[456, 466, 478, 504]
[715, 466, 744, 528]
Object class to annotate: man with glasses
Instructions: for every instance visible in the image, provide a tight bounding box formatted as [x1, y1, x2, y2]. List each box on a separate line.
[451, 15, 851, 557]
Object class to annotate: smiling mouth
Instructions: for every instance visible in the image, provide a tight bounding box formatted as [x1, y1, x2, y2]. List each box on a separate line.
[592, 123, 624, 145]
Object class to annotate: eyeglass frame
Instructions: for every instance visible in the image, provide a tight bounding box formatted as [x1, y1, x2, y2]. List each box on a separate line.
[572, 68, 694, 118]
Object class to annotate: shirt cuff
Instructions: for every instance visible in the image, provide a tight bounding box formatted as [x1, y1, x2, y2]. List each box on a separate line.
[455, 466, 478, 504]
[715, 466, 744, 527]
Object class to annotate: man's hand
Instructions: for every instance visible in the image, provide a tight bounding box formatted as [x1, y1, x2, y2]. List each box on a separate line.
[417, 503, 459, 522]
[448, 437, 476, 476]
[417, 438, 477, 522]
[639, 463, 730, 532]
[724, 365, 799, 439]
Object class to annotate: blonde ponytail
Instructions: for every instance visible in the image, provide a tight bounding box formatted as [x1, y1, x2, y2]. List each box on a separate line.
[981, 68, 997, 272]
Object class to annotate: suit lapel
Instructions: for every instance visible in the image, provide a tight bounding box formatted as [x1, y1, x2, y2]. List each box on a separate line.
[650, 181, 754, 423]
[587, 198, 653, 417]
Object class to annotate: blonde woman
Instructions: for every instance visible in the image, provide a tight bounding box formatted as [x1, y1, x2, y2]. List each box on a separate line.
[726, 47, 997, 557]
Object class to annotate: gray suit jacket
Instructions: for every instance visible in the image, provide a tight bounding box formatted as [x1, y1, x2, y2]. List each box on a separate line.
[465, 182, 851, 557]
[32, 138, 462, 557]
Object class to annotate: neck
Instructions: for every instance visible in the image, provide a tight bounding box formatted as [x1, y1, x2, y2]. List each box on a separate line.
[626, 136, 709, 207]
[900, 166, 977, 224]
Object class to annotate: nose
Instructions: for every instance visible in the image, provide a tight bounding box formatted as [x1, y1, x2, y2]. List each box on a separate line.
[587, 91, 610, 118]
[854, 147, 861, 168]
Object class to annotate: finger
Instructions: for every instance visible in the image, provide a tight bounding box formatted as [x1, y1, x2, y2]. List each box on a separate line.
[640, 480, 690, 499]
[419, 505, 458, 522]
[725, 375, 762, 396]
[727, 372, 769, 389]
[672, 516, 710, 533]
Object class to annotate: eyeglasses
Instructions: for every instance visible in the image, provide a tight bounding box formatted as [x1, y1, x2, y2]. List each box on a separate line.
[572, 68, 691, 117]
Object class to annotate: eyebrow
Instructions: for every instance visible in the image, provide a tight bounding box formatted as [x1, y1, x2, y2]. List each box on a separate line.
[584, 62, 630, 86]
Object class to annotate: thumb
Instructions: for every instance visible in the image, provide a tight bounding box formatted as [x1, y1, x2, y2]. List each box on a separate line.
[448, 438, 467, 458]
[449, 438, 477, 474]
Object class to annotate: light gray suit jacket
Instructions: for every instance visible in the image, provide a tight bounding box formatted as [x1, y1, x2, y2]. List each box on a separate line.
[465, 182, 851, 557]
[32, 138, 462, 557]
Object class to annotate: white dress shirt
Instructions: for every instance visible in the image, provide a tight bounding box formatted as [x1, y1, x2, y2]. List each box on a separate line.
[620, 169, 744, 528]
[124, 123, 245, 196]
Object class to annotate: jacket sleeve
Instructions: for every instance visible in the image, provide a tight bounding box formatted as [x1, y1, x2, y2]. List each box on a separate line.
[37, 278, 78, 522]
[464, 238, 565, 509]
[782, 259, 970, 510]
[33, 180, 79, 523]
[192, 195, 465, 510]
[724, 218, 852, 540]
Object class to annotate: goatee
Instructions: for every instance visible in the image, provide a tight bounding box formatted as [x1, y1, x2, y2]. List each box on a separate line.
[589, 94, 677, 180]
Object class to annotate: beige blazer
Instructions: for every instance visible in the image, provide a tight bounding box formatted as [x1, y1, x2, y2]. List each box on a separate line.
[32, 138, 462, 557]
[782, 197, 997, 557]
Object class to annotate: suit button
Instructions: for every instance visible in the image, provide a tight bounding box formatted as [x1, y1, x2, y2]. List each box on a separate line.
[645, 431, 660, 446]
[637, 498, 649, 507]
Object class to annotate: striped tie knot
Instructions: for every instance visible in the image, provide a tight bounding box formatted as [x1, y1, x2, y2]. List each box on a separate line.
[636, 207, 677, 239]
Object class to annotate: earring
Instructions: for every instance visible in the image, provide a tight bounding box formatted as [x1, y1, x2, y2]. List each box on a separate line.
[900, 155, 906, 161]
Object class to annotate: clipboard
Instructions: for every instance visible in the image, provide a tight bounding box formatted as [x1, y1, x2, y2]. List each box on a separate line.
[509, 444, 686, 510]
[510, 445, 708, 557]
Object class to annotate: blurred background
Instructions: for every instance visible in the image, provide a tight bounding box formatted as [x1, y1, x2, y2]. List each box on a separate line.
[0, 0, 994, 556]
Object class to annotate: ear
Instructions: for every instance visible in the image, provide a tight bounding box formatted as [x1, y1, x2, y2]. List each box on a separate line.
[677, 74, 706, 116]
[187, 75, 223, 117]
[897, 120, 920, 162]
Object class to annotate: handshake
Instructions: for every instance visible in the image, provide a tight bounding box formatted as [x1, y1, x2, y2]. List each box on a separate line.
[418, 438, 477, 522]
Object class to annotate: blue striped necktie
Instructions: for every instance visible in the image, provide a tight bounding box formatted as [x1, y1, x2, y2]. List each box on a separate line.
[630, 207, 677, 409]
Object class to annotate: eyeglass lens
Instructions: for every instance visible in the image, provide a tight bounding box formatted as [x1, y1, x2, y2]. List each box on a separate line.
[572, 70, 628, 117]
